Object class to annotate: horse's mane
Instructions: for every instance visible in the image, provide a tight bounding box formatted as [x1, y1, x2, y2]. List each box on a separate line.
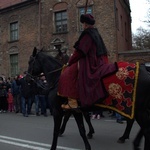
[38, 51, 63, 67]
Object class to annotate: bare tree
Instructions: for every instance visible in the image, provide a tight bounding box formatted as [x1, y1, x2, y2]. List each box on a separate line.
[146, 0, 150, 25]
[132, 27, 150, 50]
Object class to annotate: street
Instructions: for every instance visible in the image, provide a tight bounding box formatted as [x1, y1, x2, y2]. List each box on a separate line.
[0, 111, 143, 150]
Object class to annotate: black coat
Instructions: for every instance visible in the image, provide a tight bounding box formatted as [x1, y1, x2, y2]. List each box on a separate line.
[35, 79, 49, 96]
[0, 82, 7, 97]
[18, 77, 34, 98]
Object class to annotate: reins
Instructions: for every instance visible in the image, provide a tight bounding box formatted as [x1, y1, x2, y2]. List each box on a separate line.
[27, 66, 63, 90]
[47, 67, 63, 75]
[26, 72, 47, 90]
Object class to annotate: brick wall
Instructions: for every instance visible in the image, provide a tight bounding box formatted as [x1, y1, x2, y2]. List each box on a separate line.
[0, 2, 39, 76]
[0, 0, 132, 77]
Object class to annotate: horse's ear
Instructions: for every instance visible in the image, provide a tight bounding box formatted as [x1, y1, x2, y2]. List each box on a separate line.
[32, 47, 37, 57]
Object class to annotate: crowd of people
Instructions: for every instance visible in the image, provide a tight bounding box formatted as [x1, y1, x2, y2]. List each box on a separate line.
[0, 72, 124, 124]
[91, 109, 124, 124]
[0, 72, 51, 117]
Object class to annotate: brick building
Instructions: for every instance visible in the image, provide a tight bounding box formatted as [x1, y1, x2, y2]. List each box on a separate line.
[0, 0, 147, 77]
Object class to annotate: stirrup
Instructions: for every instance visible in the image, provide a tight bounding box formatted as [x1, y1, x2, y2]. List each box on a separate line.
[62, 103, 81, 113]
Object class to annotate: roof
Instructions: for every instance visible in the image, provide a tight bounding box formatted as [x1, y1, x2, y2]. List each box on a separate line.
[0, 0, 28, 9]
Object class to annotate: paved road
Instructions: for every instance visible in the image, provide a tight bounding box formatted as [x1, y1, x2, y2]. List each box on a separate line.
[0, 111, 143, 150]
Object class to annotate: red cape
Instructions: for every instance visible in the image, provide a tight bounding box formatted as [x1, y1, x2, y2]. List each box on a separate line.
[58, 33, 118, 107]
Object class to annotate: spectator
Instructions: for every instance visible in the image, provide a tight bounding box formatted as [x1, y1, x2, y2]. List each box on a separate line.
[7, 88, 14, 112]
[33, 77, 40, 116]
[0, 79, 8, 112]
[35, 73, 48, 117]
[18, 72, 33, 117]
[116, 112, 124, 124]
[91, 108, 105, 120]
[5, 77, 12, 92]
[11, 75, 21, 113]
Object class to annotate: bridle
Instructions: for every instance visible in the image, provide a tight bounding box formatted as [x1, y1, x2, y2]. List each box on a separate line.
[28, 55, 63, 90]
[47, 67, 63, 75]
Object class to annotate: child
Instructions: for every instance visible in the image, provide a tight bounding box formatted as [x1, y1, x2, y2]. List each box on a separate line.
[7, 88, 14, 112]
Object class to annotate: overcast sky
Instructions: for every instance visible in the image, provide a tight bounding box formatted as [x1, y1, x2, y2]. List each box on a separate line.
[130, 0, 149, 33]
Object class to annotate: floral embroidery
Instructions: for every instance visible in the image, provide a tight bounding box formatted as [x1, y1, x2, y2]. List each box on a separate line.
[116, 67, 129, 80]
[108, 83, 123, 99]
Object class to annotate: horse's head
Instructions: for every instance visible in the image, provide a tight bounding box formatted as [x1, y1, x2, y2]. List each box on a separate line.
[28, 47, 43, 77]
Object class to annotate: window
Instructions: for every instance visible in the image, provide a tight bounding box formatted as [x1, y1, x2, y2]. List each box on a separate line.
[55, 11, 67, 33]
[10, 22, 18, 41]
[79, 7, 92, 15]
[10, 54, 18, 76]
[79, 7, 93, 31]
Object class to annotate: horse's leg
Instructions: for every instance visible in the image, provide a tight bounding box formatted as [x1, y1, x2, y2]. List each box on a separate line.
[143, 127, 150, 150]
[83, 112, 95, 139]
[59, 111, 72, 136]
[51, 109, 64, 150]
[133, 128, 143, 150]
[117, 118, 134, 143]
[73, 112, 91, 150]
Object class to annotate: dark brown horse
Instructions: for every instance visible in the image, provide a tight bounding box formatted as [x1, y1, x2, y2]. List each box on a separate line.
[28, 47, 150, 150]
[54, 49, 95, 139]
[51, 48, 134, 142]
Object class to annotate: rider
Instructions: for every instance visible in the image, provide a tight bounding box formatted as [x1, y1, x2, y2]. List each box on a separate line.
[58, 14, 118, 109]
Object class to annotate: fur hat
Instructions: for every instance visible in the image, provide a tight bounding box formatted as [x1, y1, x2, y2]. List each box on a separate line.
[80, 14, 95, 25]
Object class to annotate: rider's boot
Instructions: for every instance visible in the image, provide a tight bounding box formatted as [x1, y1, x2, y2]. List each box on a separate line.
[61, 98, 78, 110]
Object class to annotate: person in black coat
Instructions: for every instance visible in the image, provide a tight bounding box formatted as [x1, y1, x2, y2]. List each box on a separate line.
[18, 73, 34, 117]
[34, 74, 49, 117]
[11, 76, 21, 113]
[0, 79, 8, 112]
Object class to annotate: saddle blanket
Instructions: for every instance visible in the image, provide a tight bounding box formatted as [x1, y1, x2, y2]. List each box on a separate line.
[96, 62, 139, 119]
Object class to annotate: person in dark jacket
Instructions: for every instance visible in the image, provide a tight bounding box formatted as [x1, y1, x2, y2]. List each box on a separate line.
[18, 73, 34, 117]
[34, 73, 49, 117]
[0, 79, 8, 112]
[11, 76, 21, 113]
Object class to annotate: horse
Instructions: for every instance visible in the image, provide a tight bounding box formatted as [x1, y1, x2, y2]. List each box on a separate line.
[49, 48, 135, 142]
[54, 49, 95, 139]
[47, 47, 138, 142]
[28, 47, 150, 150]
[54, 48, 134, 141]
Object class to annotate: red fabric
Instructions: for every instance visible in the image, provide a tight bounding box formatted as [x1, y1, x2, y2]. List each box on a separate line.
[7, 92, 13, 103]
[58, 63, 79, 99]
[97, 62, 137, 119]
[68, 50, 84, 66]
[58, 32, 117, 107]
[77, 34, 117, 107]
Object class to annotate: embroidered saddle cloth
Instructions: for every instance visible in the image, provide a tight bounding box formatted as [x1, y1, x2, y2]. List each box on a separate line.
[96, 62, 139, 119]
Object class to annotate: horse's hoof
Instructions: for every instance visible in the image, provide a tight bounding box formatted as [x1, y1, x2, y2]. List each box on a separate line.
[87, 133, 93, 139]
[58, 131, 64, 137]
[117, 138, 125, 143]
[117, 136, 129, 143]
[133, 146, 141, 150]
[133, 142, 141, 150]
